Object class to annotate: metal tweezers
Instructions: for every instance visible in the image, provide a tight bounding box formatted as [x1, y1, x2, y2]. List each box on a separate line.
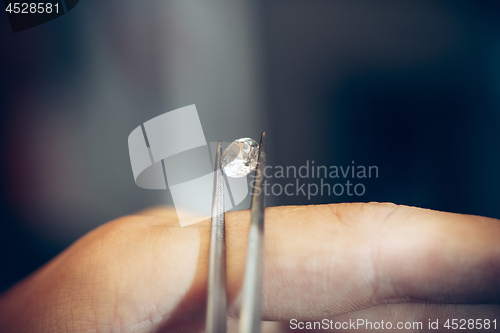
[205, 132, 266, 333]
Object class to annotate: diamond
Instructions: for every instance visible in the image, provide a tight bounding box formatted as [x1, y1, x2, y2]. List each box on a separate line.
[222, 138, 259, 178]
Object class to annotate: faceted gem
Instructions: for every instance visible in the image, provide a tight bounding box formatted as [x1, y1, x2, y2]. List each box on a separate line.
[222, 138, 259, 178]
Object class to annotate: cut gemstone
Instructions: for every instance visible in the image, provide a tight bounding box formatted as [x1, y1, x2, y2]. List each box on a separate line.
[222, 138, 259, 178]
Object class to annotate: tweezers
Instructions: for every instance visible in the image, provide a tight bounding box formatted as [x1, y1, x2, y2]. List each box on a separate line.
[205, 132, 267, 333]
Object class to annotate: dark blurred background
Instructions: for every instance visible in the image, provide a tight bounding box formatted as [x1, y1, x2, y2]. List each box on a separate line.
[1, 0, 499, 294]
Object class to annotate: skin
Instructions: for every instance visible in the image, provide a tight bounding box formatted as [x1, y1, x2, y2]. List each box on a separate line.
[0, 202, 498, 332]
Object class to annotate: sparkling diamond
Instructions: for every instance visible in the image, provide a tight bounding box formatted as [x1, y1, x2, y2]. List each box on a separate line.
[222, 138, 259, 178]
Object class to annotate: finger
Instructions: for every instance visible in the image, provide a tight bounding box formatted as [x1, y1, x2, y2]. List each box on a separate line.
[1, 203, 498, 332]
[0, 211, 211, 333]
[224, 203, 500, 321]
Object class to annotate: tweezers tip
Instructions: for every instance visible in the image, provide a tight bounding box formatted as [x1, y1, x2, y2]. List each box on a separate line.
[214, 140, 223, 174]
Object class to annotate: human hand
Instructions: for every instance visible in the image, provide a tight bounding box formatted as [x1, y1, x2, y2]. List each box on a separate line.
[0, 203, 498, 332]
